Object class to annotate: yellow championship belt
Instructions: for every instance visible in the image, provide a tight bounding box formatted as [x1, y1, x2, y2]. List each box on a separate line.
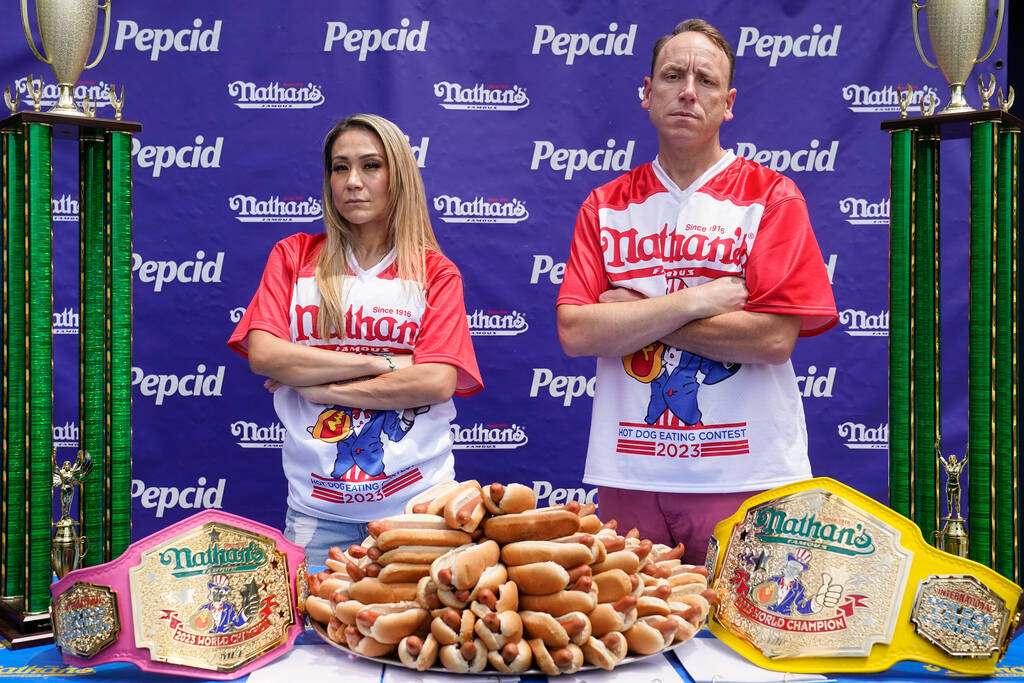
[706, 477, 1023, 676]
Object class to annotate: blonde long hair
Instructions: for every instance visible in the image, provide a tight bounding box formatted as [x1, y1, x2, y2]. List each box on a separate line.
[315, 114, 441, 341]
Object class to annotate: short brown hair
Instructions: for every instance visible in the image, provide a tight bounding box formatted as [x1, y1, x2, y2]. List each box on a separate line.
[650, 19, 735, 87]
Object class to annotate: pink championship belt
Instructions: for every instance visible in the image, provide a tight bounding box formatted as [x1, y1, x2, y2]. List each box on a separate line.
[49, 510, 309, 680]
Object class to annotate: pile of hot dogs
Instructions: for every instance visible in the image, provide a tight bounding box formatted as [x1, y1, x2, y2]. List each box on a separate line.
[304, 480, 717, 675]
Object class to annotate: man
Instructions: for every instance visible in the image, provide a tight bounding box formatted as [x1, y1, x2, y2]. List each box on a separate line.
[556, 19, 837, 565]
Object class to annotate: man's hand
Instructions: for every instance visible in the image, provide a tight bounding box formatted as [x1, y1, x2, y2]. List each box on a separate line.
[390, 354, 414, 371]
[690, 276, 749, 318]
[295, 383, 339, 405]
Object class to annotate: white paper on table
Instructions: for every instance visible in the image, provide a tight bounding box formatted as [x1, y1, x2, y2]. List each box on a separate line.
[247, 643, 384, 683]
[381, 663, 518, 683]
[559, 653, 683, 683]
[675, 637, 834, 683]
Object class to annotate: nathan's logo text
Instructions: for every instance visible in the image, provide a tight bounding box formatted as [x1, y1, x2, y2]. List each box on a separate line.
[533, 481, 597, 507]
[753, 507, 875, 555]
[734, 140, 838, 172]
[53, 307, 79, 335]
[132, 364, 224, 405]
[839, 197, 888, 225]
[529, 368, 595, 407]
[293, 304, 420, 347]
[467, 310, 528, 337]
[52, 194, 79, 222]
[15, 77, 115, 112]
[228, 81, 324, 109]
[840, 309, 888, 337]
[838, 422, 888, 450]
[736, 24, 841, 66]
[451, 423, 528, 450]
[133, 251, 223, 292]
[530, 255, 565, 285]
[229, 195, 322, 223]
[531, 23, 636, 65]
[115, 18, 221, 61]
[324, 18, 429, 60]
[157, 540, 265, 575]
[53, 421, 79, 448]
[231, 420, 286, 448]
[131, 135, 223, 178]
[842, 84, 940, 114]
[531, 139, 634, 180]
[132, 476, 225, 518]
[434, 82, 529, 111]
[601, 223, 749, 272]
[433, 195, 528, 224]
[824, 253, 837, 284]
[795, 365, 835, 398]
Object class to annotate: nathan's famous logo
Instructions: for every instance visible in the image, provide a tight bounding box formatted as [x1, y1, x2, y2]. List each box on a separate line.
[601, 223, 750, 273]
[467, 309, 528, 337]
[433, 194, 529, 224]
[838, 421, 888, 450]
[839, 197, 888, 225]
[293, 304, 420, 346]
[53, 307, 79, 336]
[14, 77, 116, 111]
[53, 421, 79, 449]
[52, 194, 79, 222]
[228, 81, 325, 109]
[229, 195, 323, 223]
[840, 309, 888, 337]
[451, 422, 528, 450]
[158, 540, 266, 577]
[752, 506, 875, 556]
[842, 84, 940, 114]
[434, 81, 530, 111]
[231, 420, 286, 449]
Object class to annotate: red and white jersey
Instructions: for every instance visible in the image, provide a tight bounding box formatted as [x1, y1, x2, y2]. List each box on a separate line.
[558, 153, 837, 493]
[229, 232, 482, 521]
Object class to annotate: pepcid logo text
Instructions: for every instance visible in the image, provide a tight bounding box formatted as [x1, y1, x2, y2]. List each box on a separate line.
[324, 18, 429, 60]
[529, 368, 595, 407]
[736, 24, 841, 66]
[133, 251, 223, 292]
[228, 81, 325, 109]
[434, 81, 530, 111]
[467, 310, 528, 337]
[532, 481, 597, 506]
[531, 23, 636, 65]
[530, 255, 565, 284]
[231, 420, 286, 448]
[451, 423, 528, 450]
[531, 139, 634, 180]
[839, 197, 888, 225]
[132, 364, 224, 405]
[14, 77, 115, 112]
[115, 18, 222, 61]
[132, 476, 225, 518]
[838, 421, 888, 450]
[229, 195, 322, 223]
[734, 140, 838, 172]
[53, 421, 79, 449]
[843, 84, 940, 114]
[52, 194, 79, 222]
[131, 135, 223, 178]
[433, 195, 528, 224]
[840, 309, 888, 337]
[53, 307, 79, 336]
[795, 365, 836, 398]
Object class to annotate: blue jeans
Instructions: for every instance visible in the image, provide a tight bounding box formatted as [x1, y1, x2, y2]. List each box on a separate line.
[284, 507, 370, 568]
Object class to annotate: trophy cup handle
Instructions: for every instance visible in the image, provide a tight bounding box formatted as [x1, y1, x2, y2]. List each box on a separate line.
[975, 0, 1005, 65]
[911, 0, 939, 70]
[20, 0, 50, 64]
[84, 0, 112, 70]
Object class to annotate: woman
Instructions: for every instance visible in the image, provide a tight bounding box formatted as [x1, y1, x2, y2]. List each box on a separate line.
[228, 114, 482, 564]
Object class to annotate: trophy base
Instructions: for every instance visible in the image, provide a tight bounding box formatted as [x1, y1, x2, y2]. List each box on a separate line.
[936, 103, 976, 115]
[0, 599, 53, 650]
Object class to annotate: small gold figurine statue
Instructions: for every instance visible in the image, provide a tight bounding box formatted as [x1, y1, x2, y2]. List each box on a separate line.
[922, 91, 939, 117]
[999, 86, 1015, 112]
[51, 449, 92, 578]
[26, 75, 43, 112]
[108, 85, 124, 121]
[934, 445, 968, 558]
[3, 85, 19, 114]
[978, 74, 996, 110]
[898, 84, 914, 119]
[82, 95, 96, 117]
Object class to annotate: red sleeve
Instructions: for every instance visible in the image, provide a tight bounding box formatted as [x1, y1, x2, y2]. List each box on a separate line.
[414, 253, 483, 396]
[743, 190, 838, 337]
[226, 236, 305, 357]
[557, 196, 608, 307]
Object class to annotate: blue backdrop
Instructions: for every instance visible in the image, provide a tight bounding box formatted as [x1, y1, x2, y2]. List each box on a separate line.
[0, 1, 1009, 540]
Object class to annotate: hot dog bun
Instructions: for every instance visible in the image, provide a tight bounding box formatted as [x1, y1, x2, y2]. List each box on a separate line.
[487, 639, 533, 673]
[348, 578, 417, 604]
[430, 607, 475, 645]
[439, 638, 488, 673]
[519, 586, 599, 617]
[355, 601, 428, 644]
[500, 540, 593, 568]
[482, 482, 536, 515]
[527, 639, 583, 675]
[405, 480, 461, 515]
[397, 633, 439, 671]
[482, 508, 581, 543]
[367, 513, 450, 538]
[374, 527, 472, 552]
[473, 610, 522, 650]
[442, 481, 487, 533]
[581, 632, 628, 670]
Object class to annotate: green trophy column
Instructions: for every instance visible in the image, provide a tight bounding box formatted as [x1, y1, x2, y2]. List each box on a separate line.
[994, 123, 1018, 581]
[888, 128, 914, 517]
[24, 122, 52, 614]
[968, 120, 997, 569]
[912, 130, 941, 540]
[79, 130, 106, 568]
[1, 123, 25, 601]
[107, 131, 133, 558]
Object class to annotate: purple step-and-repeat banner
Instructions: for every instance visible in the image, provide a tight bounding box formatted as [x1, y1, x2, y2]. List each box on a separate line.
[0, 1, 1007, 540]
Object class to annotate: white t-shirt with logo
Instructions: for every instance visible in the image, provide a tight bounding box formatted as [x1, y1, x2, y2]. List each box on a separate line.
[557, 154, 837, 493]
[229, 232, 482, 522]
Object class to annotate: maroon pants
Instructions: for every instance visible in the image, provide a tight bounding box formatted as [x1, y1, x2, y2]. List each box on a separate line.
[596, 486, 765, 566]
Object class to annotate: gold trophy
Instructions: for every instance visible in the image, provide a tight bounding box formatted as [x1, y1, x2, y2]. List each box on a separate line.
[912, 0, 1004, 114]
[51, 450, 92, 578]
[934, 448, 968, 557]
[20, 0, 112, 116]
